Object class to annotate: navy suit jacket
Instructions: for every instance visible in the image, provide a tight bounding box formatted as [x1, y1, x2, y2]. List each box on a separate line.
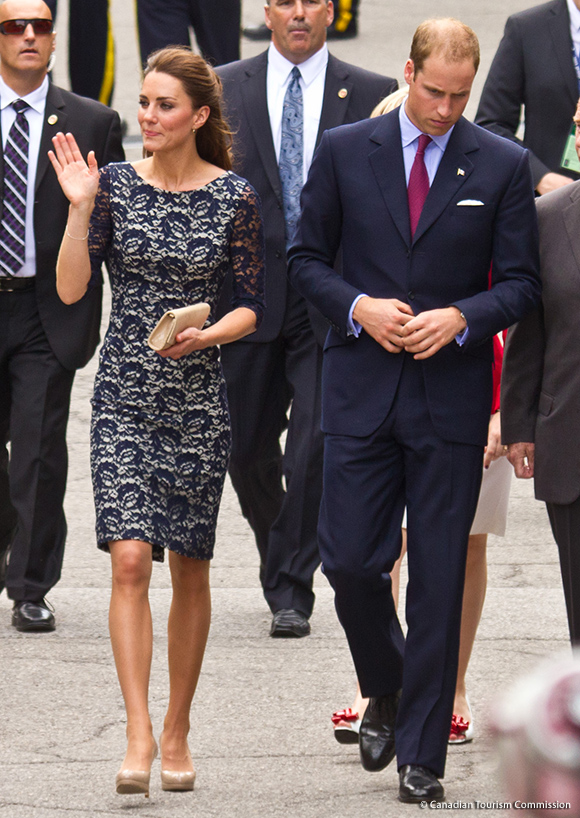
[288, 111, 541, 446]
[217, 50, 396, 343]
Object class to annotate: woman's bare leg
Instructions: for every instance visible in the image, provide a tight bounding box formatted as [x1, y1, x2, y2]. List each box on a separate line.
[161, 553, 211, 772]
[453, 533, 488, 721]
[109, 539, 156, 771]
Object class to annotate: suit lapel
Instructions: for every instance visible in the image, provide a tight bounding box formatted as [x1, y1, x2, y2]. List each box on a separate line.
[368, 112, 412, 247]
[412, 118, 478, 244]
[36, 83, 67, 192]
[549, 0, 578, 109]
[316, 55, 353, 146]
[240, 52, 283, 206]
[563, 185, 580, 274]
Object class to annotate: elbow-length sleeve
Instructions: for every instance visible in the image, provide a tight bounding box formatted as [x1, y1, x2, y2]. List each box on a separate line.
[87, 164, 113, 288]
[228, 182, 266, 328]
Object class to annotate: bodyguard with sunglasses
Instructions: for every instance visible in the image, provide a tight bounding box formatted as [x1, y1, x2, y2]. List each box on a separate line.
[0, 0, 123, 631]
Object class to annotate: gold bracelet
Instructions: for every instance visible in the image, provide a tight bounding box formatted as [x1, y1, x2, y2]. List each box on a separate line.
[66, 228, 89, 241]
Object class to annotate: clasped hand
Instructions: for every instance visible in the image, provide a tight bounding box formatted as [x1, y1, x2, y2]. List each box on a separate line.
[352, 297, 466, 359]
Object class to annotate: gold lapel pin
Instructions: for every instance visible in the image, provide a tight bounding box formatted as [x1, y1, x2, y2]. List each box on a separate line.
[457, 167, 465, 176]
[338, 88, 348, 99]
[47, 114, 58, 125]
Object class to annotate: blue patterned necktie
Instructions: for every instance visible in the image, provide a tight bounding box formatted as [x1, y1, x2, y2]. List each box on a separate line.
[279, 66, 303, 248]
[0, 99, 30, 276]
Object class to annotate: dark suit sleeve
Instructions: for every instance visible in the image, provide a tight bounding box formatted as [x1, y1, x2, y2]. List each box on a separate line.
[500, 305, 545, 444]
[451, 148, 542, 341]
[100, 109, 125, 166]
[475, 15, 551, 188]
[288, 130, 362, 338]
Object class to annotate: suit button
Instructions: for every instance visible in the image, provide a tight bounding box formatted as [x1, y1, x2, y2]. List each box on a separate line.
[408, 291, 415, 300]
[275, 250, 282, 259]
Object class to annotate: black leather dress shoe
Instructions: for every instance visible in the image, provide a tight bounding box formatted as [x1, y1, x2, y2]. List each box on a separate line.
[270, 609, 311, 638]
[242, 22, 271, 40]
[359, 690, 400, 771]
[12, 600, 55, 632]
[398, 765, 444, 803]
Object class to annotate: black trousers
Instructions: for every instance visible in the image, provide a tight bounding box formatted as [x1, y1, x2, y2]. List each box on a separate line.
[136, 0, 241, 68]
[220, 287, 323, 617]
[0, 290, 75, 601]
[319, 355, 484, 778]
[546, 497, 580, 645]
[47, 0, 115, 106]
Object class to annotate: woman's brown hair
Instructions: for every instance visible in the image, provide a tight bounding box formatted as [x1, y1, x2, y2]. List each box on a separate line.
[143, 46, 233, 170]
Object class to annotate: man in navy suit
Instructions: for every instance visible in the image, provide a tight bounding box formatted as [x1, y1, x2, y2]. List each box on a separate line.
[289, 18, 541, 803]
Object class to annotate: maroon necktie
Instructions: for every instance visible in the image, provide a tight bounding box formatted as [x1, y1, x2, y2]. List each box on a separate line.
[407, 133, 432, 238]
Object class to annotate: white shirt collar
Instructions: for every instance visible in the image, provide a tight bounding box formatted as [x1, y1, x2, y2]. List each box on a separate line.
[399, 100, 454, 153]
[567, 0, 580, 35]
[267, 42, 329, 88]
[0, 74, 49, 113]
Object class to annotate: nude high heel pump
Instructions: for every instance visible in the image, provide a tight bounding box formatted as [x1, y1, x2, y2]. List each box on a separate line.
[160, 767, 196, 791]
[116, 741, 158, 796]
[159, 732, 196, 791]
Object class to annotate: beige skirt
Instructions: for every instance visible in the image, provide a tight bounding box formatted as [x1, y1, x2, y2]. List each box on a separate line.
[402, 454, 512, 538]
[469, 455, 512, 537]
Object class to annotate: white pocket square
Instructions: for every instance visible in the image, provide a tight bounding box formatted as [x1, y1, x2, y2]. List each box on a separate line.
[457, 199, 485, 206]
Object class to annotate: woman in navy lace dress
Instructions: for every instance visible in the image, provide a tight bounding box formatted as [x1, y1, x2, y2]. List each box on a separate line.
[49, 48, 264, 796]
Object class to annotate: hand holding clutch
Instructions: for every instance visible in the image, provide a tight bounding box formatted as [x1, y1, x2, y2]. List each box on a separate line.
[148, 303, 210, 351]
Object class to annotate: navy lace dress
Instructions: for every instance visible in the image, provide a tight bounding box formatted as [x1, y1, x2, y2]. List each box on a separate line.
[88, 163, 265, 561]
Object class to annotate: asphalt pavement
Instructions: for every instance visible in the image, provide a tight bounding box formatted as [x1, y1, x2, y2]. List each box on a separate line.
[0, 1, 571, 816]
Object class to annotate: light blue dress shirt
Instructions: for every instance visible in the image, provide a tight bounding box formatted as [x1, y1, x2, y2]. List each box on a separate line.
[347, 102, 467, 344]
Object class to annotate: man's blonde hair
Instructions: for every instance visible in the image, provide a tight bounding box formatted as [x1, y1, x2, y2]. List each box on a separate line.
[409, 18, 480, 75]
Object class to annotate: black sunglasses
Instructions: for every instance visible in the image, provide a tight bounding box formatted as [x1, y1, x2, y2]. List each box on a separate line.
[0, 18, 53, 35]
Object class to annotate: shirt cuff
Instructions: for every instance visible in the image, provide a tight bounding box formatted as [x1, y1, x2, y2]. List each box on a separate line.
[347, 293, 368, 337]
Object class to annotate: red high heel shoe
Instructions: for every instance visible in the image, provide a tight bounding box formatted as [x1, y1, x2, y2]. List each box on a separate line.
[449, 698, 474, 744]
[332, 708, 361, 745]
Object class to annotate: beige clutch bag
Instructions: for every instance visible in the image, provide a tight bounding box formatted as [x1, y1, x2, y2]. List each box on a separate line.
[147, 303, 210, 351]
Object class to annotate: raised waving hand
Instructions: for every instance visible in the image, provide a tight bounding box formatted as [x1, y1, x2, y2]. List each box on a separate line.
[48, 131, 99, 207]
[49, 132, 98, 304]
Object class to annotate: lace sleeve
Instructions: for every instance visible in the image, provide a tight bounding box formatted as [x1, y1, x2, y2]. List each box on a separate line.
[229, 182, 266, 328]
[87, 165, 113, 289]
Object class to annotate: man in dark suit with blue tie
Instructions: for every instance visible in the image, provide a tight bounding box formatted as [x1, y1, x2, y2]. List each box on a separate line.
[0, 0, 124, 632]
[289, 18, 541, 803]
[217, 0, 395, 638]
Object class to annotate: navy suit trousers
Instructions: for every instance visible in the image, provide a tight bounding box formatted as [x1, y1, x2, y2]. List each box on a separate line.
[319, 353, 483, 778]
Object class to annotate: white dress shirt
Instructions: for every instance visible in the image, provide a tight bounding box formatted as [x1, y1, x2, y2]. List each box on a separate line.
[567, 0, 580, 84]
[0, 75, 49, 277]
[267, 42, 328, 185]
